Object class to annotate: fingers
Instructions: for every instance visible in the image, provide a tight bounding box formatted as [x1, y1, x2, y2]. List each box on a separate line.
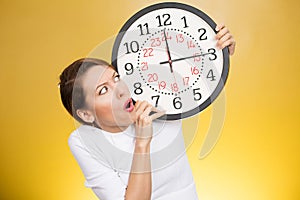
[215, 24, 236, 55]
[134, 100, 166, 126]
[139, 106, 152, 127]
[135, 101, 151, 123]
[215, 23, 225, 32]
[215, 25, 229, 40]
[223, 38, 236, 55]
[151, 106, 164, 113]
[135, 101, 153, 126]
[150, 110, 166, 121]
[216, 30, 231, 46]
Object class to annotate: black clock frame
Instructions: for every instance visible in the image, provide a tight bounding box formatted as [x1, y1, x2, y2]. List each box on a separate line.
[111, 2, 230, 120]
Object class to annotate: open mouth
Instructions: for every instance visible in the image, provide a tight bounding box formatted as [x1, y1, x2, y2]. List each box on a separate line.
[124, 98, 134, 112]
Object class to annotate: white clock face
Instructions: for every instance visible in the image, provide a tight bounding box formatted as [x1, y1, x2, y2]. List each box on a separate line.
[112, 3, 229, 120]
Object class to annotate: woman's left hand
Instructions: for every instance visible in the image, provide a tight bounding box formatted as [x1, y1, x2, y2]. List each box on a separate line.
[215, 24, 236, 56]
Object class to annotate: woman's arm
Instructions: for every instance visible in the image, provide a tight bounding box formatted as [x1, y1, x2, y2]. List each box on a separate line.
[125, 24, 234, 200]
[68, 132, 128, 200]
[125, 101, 165, 200]
[125, 144, 151, 200]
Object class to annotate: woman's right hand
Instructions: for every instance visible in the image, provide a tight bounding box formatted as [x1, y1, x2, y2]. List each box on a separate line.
[126, 101, 164, 199]
[134, 100, 165, 148]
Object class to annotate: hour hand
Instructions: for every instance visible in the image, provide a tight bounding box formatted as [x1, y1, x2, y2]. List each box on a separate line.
[160, 52, 211, 64]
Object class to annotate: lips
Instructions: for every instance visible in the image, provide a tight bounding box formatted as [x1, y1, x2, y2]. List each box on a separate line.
[124, 98, 134, 112]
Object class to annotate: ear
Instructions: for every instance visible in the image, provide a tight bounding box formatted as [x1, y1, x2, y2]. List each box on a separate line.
[76, 109, 95, 124]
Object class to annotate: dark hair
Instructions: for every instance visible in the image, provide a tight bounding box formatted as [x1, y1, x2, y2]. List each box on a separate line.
[58, 58, 110, 123]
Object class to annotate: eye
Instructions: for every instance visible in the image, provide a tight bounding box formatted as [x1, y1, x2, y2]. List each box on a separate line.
[114, 75, 120, 82]
[99, 86, 108, 95]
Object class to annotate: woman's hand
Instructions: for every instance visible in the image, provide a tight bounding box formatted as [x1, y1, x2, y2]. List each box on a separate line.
[126, 101, 164, 200]
[215, 24, 236, 56]
[134, 100, 165, 148]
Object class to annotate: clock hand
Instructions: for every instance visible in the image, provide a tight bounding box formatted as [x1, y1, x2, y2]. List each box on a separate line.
[159, 52, 212, 65]
[162, 28, 179, 93]
[163, 28, 174, 73]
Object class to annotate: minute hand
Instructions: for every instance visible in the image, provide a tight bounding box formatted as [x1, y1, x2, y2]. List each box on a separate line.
[159, 52, 212, 65]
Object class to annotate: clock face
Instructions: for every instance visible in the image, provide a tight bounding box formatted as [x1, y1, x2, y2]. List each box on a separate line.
[112, 2, 230, 120]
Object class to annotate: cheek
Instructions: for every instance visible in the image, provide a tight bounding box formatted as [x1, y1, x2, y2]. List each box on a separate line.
[94, 97, 114, 118]
[94, 94, 123, 123]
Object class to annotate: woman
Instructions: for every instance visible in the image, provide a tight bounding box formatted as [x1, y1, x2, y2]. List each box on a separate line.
[59, 24, 235, 200]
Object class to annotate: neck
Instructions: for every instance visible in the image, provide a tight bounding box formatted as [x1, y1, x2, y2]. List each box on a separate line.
[99, 124, 130, 133]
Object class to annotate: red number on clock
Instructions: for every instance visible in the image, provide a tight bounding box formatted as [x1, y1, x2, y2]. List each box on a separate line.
[191, 66, 199, 75]
[141, 62, 148, 71]
[158, 81, 166, 90]
[193, 53, 201, 62]
[183, 77, 189, 86]
[148, 73, 158, 82]
[161, 32, 172, 41]
[187, 40, 196, 49]
[176, 34, 184, 43]
[171, 83, 179, 92]
[143, 48, 154, 57]
[151, 38, 161, 47]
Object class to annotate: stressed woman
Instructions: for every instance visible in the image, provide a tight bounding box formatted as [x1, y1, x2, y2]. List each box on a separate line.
[59, 25, 235, 200]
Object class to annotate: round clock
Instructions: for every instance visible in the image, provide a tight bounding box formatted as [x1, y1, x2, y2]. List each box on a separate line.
[112, 2, 230, 120]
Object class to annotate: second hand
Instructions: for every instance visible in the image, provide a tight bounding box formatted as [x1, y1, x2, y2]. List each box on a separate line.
[163, 28, 178, 93]
[163, 28, 173, 73]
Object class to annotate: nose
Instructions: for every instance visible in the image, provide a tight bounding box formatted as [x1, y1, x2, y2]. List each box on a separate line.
[114, 81, 127, 99]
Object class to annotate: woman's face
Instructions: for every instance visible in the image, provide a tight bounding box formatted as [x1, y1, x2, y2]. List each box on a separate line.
[80, 65, 136, 132]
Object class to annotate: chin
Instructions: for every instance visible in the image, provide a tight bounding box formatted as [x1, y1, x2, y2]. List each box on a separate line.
[118, 116, 135, 126]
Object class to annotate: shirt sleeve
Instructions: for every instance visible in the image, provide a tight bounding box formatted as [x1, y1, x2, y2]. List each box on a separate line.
[68, 131, 127, 200]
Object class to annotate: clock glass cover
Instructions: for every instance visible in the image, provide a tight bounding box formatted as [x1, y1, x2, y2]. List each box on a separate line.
[112, 2, 230, 120]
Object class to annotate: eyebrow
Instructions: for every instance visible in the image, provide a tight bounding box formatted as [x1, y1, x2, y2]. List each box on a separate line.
[95, 72, 117, 91]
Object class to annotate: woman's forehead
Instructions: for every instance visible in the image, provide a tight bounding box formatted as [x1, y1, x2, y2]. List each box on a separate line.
[82, 65, 116, 88]
[89, 65, 115, 79]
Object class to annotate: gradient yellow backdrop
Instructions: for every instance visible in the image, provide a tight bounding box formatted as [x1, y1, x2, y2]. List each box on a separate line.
[1, 0, 299, 199]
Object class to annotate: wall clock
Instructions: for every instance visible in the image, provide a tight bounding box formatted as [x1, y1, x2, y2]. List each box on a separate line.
[112, 2, 230, 120]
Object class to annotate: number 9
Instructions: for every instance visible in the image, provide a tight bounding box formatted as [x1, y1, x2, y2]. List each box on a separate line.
[124, 63, 133, 75]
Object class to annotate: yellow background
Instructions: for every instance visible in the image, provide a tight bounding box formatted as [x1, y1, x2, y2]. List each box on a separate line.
[0, 0, 299, 199]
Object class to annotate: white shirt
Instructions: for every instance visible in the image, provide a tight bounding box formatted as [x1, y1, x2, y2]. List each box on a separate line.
[68, 120, 199, 200]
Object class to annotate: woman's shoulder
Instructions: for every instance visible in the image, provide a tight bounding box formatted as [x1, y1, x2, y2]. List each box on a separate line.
[68, 125, 98, 148]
